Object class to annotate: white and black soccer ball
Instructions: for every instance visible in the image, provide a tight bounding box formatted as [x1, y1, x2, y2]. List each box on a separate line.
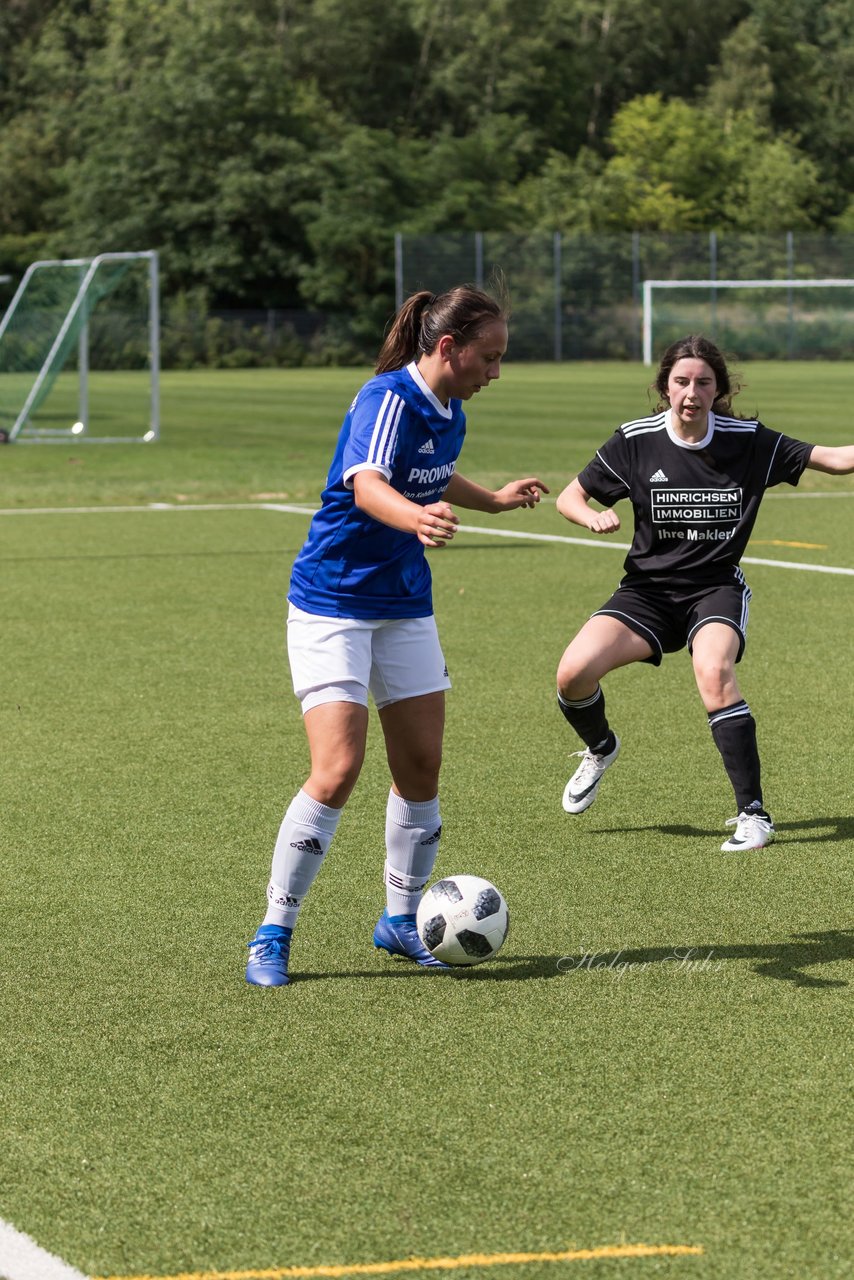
[416, 874, 509, 966]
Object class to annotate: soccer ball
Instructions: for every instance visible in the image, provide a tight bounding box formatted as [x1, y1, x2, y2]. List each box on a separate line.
[416, 874, 509, 966]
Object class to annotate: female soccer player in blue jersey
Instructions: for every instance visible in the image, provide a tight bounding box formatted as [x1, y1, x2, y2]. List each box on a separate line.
[555, 334, 854, 851]
[246, 286, 548, 985]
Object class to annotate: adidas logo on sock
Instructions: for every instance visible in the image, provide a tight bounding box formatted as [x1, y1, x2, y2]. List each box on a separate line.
[418, 439, 435, 454]
[289, 836, 324, 854]
[419, 826, 443, 846]
[649, 468, 668, 482]
[269, 889, 300, 908]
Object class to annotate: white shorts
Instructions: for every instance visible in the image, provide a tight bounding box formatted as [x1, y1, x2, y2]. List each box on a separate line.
[287, 604, 452, 713]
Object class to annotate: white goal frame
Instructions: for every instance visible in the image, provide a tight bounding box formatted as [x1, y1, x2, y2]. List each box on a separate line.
[642, 277, 854, 365]
[0, 250, 160, 443]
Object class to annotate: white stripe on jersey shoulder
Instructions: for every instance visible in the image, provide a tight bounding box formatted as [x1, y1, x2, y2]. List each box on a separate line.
[713, 412, 759, 433]
[367, 388, 404, 468]
[406, 361, 453, 418]
[620, 411, 667, 437]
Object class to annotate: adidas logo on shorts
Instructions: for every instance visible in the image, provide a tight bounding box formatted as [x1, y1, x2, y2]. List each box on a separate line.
[418, 439, 435, 454]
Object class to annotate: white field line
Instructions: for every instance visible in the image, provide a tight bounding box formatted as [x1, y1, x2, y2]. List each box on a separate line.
[0, 500, 852, 577]
[0, 1218, 89, 1280]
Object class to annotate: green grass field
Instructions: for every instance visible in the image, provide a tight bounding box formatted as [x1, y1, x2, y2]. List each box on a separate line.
[0, 363, 851, 1280]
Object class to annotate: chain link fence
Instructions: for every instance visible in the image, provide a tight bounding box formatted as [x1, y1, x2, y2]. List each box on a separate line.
[395, 232, 854, 361]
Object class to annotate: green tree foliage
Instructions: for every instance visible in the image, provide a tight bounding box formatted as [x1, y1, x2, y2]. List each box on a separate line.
[0, 0, 850, 327]
[518, 94, 821, 233]
[57, 0, 328, 305]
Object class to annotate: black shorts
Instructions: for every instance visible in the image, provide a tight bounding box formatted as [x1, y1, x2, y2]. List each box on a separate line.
[592, 573, 752, 667]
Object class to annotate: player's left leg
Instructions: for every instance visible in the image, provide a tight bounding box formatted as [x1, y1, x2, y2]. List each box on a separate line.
[690, 621, 774, 851]
[373, 691, 450, 967]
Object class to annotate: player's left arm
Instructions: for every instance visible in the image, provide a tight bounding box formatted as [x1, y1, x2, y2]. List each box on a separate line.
[806, 445, 854, 474]
[442, 471, 549, 512]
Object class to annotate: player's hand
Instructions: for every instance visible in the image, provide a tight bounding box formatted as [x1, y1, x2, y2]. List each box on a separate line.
[493, 478, 550, 510]
[588, 508, 621, 534]
[418, 501, 459, 548]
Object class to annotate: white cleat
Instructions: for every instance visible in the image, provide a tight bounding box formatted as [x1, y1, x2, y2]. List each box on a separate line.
[562, 735, 621, 814]
[721, 808, 775, 851]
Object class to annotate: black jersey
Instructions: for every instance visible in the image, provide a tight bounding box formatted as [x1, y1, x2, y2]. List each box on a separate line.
[577, 409, 813, 582]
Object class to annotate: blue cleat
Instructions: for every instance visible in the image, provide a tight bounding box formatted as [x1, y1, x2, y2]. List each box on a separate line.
[246, 924, 292, 986]
[373, 910, 449, 969]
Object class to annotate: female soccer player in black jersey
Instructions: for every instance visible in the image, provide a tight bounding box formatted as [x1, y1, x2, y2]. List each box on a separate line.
[555, 334, 854, 850]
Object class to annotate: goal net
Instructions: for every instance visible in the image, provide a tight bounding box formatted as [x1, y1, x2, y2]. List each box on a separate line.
[642, 277, 854, 364]
[0, 250, 160, 443]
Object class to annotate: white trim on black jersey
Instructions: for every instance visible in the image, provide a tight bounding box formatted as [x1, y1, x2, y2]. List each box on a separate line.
[592, 450, 631, 493]
[621, 411, 667, 438]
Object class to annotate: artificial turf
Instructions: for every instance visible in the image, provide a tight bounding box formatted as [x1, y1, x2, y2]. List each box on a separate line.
[0, 363, 851, 1280]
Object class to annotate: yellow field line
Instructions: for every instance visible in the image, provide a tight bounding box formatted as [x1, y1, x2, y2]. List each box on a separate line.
[94, 1241, 704, 1280]
[750, 538, 826, 549]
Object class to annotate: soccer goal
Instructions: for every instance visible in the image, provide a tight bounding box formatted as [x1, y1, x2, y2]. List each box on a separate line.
[0, 250, 160, 443]
[642, 277, 854, 364]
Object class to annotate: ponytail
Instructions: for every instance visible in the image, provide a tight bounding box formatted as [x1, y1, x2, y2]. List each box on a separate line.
[375, 292, 434, 375]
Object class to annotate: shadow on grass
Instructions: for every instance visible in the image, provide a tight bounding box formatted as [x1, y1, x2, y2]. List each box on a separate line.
[288, 929, 851, 988]
[589, 814, 854, 845]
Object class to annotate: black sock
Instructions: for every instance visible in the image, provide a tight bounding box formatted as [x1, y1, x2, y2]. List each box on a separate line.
[558, 686, 614, 754]
[708, 701, 765, 813]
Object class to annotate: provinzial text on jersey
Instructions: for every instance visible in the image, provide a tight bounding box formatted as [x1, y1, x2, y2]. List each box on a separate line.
[407, 461, 457, 485]
[651, 487, 742, 523]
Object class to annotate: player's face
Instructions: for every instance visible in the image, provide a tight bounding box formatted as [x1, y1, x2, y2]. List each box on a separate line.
[666, 357, 718, 431]
[447, 319, 508, 400]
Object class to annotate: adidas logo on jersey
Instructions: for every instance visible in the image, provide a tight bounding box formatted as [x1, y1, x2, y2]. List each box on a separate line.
[418, 439, 435, 454]
[649, 468, 669, 482]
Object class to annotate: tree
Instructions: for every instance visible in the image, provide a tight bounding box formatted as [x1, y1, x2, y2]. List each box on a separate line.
[58, 0, 324, 304]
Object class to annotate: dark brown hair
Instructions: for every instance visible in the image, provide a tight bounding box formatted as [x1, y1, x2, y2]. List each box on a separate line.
[653, 334, 741, 413]
[375, 285, 509, 375]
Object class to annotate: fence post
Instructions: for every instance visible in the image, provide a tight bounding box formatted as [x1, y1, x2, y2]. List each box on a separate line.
[709, 230, 718, 339]
[394, 232, 404, 311]
[631, 232, 640, 360]
[553, 231, 562, 362]
[475, 232, 484, 289]
[786, 230, 794, 358]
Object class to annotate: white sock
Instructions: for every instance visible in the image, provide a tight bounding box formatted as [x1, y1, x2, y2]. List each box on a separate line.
[263, 789, 342, 928]
[384, 790, 441, 917]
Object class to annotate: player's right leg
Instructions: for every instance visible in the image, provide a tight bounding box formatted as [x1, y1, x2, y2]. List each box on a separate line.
[556, 615, 653, 814]
[247, 607, 374, 987]
[246, 699, 368, 986]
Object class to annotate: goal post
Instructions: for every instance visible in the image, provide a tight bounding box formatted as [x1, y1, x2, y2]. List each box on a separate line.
[0, 250, 160, 443]
[642, 277, 854, 365]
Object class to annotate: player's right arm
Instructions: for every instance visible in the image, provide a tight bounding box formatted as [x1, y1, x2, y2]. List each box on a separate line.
[556, 476, 621, 534]
[352, 469, 459, 547]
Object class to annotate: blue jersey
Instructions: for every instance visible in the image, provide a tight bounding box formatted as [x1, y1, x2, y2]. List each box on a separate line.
[288, 362, 467, 618]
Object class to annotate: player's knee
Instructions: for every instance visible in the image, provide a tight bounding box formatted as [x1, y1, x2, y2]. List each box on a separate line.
[694, 658, 736, 703]
[557, 653, 594, 700]
[391, 745, 442, 797]
[307, 755, 364, 808]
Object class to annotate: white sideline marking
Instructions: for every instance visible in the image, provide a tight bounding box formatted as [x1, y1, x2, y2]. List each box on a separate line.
[451, 523, 854, 576]
[0, 500, 852, 576]
[0, 1218, 89, 1280]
